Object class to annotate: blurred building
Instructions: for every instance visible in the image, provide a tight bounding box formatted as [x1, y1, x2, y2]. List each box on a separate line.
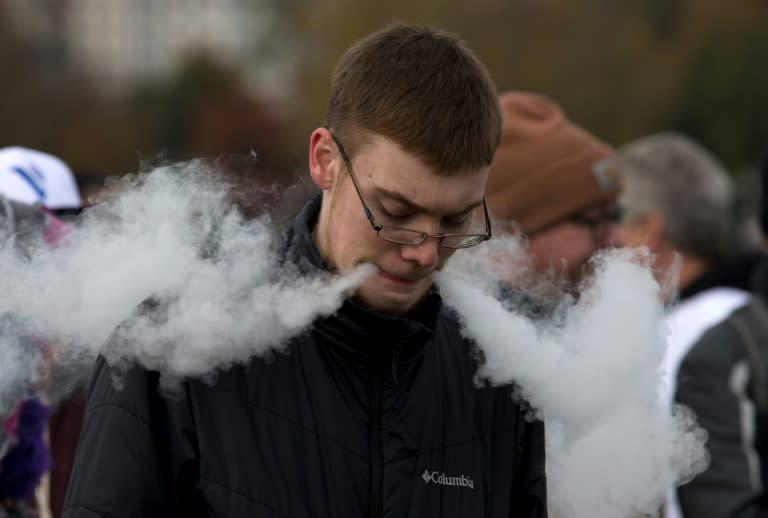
[1, 0, 287, 98]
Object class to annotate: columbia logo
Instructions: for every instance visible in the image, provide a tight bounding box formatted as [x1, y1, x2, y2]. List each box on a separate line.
[421, 470, 475, 489]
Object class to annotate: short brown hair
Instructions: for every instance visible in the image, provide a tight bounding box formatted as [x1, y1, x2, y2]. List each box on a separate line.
[325, 23, 501, 174]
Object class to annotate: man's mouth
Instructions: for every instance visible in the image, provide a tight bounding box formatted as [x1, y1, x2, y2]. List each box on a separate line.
[378, 270, 423, 285]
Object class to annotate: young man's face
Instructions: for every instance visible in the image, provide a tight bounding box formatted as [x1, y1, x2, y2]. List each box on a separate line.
[310, 129, 488, 315]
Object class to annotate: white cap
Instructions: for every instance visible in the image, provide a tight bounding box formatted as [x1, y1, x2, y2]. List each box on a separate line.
[0, 147, 82, 209]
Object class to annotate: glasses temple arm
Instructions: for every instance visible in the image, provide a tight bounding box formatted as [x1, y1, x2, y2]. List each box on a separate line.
[483, 198, 492, 239]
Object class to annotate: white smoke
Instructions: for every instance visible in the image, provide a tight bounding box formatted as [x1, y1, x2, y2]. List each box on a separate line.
[439, 247, 708, 518]
[0, 161, 372, 410]
[1, 159, 709, 515]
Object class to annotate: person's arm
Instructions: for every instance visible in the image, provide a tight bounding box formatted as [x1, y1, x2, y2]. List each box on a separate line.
[675, 323, 761, 518]
[62, 356, 202, 518]
[511, 414, 548, 517]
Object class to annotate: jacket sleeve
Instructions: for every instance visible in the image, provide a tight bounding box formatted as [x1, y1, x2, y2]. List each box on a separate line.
[62, 356, 203, 518]
[511, 415, 548, 517]
[675, 323, 763, 518]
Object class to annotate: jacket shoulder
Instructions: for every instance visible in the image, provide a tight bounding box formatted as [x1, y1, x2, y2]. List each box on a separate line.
[682, 319, 743, 373]
[64, 357, 203, 517]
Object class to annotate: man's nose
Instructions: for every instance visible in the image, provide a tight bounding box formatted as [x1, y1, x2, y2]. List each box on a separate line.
[400, 236, 441, 269]
[599, 223, 624, 248]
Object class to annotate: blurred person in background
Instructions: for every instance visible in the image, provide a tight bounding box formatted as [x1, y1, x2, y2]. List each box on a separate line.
[0, 146, 87, 518]
[673, 150, 768, 518]
[63, 24, 547, 517]
[1, 194, 55, 518]
[483, 91, 620, 518]
[0, 148, 82, 221]
[614, 132, 749, 518]
[485, 91, 621, 309]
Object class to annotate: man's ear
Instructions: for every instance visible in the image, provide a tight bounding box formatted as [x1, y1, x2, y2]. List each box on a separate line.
[644, 210, 666, 252]
[309, 128, 337, 191]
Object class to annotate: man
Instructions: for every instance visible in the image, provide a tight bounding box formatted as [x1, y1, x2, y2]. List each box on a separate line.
[615, 133, 747, 408]
[480, 92, 618, 518]
[672, 152, 768, 518]
[63, 24, 547, 517]
[614, 132, 748, 518]
[485, 91, 620, 297]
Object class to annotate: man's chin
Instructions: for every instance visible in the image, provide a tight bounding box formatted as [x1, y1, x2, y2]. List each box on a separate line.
[352, 283, 433, 316]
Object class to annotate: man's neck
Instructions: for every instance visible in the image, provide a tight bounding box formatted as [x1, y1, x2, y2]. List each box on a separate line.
[657, 247, 710, 303]
[677, 253, 710, 292]
[311, 199, 335, 271]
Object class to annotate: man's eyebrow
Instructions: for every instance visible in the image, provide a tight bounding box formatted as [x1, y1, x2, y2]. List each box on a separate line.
[375, 186, 421, 210]
[448, 199, 484, 217]
[375, 186, 484, 216]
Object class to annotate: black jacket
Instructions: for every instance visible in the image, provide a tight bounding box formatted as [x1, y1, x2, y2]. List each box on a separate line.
[63, 196, 547, 518]
[675, 256, 768, 518]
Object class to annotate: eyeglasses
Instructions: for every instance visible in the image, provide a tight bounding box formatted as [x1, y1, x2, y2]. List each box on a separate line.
[567, 206, 623, 228]
[329, 132, 492, 249]
[566, 206, 623, 246]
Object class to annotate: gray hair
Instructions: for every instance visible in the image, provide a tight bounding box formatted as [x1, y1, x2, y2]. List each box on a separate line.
[618, 132, 733, 261]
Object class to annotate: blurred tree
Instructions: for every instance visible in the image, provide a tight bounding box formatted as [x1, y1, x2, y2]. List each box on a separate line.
[129, 52, 294, 175]
[4, 0, 768, 180]
[279, 0, 768, 171]
[0, 5, 143, 178]
[602, 0, 684, 38]
[671, 24, 768, 170]
[288, 0, 684, 146]
[191, 91, 282, 161]
[130, 53, 239, 161]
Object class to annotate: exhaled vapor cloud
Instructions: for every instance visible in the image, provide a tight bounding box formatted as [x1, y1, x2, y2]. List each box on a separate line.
[0, 161, 372, 410]
[438, 248, 708, 518]
[2, 159, 708, 516]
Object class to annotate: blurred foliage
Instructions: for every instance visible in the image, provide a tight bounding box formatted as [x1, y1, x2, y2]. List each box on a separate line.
[0, 7, 297, 187]
[0, 7, 143, 180]
[672, 25, 768, 169]
[1, 0, 768, 189]
[289, 0, 768, 172]
[129, 53, 293, 172]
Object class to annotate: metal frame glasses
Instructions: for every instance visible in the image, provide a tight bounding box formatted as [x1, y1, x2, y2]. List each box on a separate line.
[329, 132, 492, 249]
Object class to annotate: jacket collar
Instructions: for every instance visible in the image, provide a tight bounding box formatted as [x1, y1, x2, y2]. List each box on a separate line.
[678, 251, 764, 302]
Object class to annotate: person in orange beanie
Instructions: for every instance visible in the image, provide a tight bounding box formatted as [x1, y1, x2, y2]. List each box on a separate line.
[486, 91, 621, 292]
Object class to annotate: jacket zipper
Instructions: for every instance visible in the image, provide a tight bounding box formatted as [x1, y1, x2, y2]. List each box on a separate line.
[369, 368, 384, 518]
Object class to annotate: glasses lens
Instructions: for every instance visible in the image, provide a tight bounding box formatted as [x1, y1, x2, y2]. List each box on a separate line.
[441, 234, 486, 249]
[378, 227, 427, 245]
[378, 229, 488, 249]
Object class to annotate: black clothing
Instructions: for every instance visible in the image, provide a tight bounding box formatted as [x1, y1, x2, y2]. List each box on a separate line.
[63, 196, 547, 518]
[676, 301, 767, 517]
[676, 255, 768, 518]
[678, 250, 764, 303]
